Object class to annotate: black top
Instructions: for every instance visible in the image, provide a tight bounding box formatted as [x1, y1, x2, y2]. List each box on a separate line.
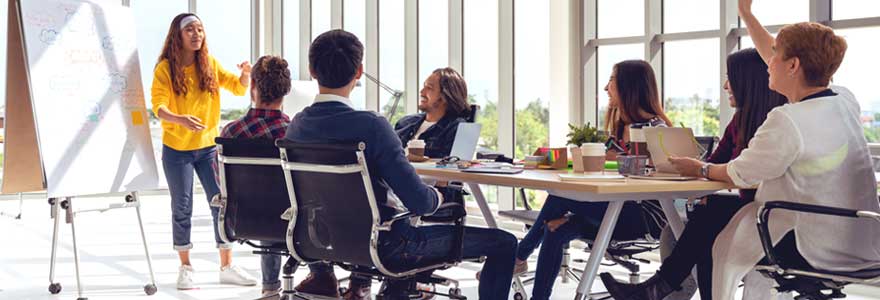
[394, 113, 466, 158]
[801, 89, 837, 102]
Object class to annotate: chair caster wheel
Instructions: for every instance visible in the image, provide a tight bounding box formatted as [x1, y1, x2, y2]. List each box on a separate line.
[144, 283, 157, 295]
[49, 283, 62, 294]
[514, 291, 525, 300]
[449, 287, 464, 299]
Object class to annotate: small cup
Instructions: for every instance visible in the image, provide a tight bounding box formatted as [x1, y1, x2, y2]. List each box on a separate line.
[580, 143, 606, 173]
[407, 139, 426, 157]
[617, 155, 649, 176]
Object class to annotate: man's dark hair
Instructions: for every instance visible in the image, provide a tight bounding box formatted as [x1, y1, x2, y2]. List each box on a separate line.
[309, 29, 364, 89]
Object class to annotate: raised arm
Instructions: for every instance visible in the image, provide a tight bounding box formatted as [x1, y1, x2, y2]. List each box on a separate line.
[739, 0, 775, 64]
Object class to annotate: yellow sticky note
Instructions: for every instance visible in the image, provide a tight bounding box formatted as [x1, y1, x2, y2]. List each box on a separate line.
[131, 111, 144, 126]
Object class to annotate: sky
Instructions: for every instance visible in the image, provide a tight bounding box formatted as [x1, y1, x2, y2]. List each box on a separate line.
[1, 0, 880, 119]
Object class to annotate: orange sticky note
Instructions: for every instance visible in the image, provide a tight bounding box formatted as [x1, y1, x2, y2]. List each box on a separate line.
[131, 111, 144, 125]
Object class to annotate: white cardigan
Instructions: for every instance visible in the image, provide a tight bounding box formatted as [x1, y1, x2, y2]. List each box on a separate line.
[726, 86, 880, 271]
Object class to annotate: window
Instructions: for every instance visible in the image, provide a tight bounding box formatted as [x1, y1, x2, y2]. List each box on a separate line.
[514, 0, 550, 160]
[198, 0, 252, 112]
[834, 1, 880, 20]
[419, 0, 449, 85]
[834, 27, 880, 142]
[311, 0, 332, 40]
[464, 0, 498, 151]
[751, 0, 808, 25]
[379, 0, 406, 123]
[663, 38, 720, 137]
[283, 0, 300, 80]
[345, 0, 367, 110]
[663, 0, 719, 33]
[131, 0, 189, 112]
[597, 44, 643, 131]
[597, 0, 643, 38]
[465, 0, 499, 206]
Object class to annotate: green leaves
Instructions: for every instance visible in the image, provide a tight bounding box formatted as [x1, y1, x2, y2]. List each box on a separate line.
[566, 122, 608, 146]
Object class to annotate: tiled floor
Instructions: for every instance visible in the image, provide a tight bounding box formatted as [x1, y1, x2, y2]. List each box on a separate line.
[1, 192, 878, 300]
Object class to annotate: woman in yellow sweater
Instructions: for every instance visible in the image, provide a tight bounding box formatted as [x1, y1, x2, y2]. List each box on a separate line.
[151, 13, 256, 290]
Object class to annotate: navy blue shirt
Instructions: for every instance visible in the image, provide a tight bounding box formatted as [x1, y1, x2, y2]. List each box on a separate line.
[394, 113, 465, 158]
[283, 96, 440, 225]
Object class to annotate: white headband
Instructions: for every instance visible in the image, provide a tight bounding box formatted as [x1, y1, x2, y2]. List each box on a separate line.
[179, 15, 200, 30]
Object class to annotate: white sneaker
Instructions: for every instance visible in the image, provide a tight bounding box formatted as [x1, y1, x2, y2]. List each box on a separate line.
[219, 265, 258, 286]
[177, 265, 195, 290]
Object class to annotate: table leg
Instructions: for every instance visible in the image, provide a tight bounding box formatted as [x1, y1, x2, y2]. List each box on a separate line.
[659, 198, 685, 239]
[573, 201, 624, 300]
[466, 183, 498, 228]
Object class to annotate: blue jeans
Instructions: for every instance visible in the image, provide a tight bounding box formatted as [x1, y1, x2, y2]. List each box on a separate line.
[259, 242, 336, 291]
[515, 195, 651, 300]
[162, 145, 229, 250]
[380, 225, 517, 299]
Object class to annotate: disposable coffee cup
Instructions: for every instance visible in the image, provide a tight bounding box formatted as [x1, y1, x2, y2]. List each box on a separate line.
[407, 139, 426, 157]
[580, 143, 606, 173]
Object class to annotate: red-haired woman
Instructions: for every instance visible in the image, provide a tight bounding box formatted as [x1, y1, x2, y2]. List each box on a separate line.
[150, 13, 256, 290]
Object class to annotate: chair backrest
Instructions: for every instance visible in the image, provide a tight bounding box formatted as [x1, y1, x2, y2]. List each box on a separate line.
[275, 140, 381, 269]
[694, 136, 718, 161]
[465, 104, 480, 123]
[215, 138, 289, 243]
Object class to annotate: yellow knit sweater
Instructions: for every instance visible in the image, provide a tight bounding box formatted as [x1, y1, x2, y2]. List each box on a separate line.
[151, 56, 247, 151]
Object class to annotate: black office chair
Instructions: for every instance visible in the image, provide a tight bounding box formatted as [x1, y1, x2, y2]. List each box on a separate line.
[212, 137, 299, 300]
[275, 140, 467, 299]
[464, 104, 480, 123]
[694, 135, 719, 161]
[754, 201, 880, 300]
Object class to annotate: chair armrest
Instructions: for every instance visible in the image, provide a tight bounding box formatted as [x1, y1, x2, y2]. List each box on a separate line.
[210, 194, 224, 208]
[756, 201, 877, 267]
[379, 211, 417, 229]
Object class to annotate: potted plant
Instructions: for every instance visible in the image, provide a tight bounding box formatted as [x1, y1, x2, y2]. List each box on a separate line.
[566, 123, 608, 173]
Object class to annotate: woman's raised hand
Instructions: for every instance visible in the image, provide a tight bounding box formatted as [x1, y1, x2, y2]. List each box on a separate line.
[177, 115, 206, 131]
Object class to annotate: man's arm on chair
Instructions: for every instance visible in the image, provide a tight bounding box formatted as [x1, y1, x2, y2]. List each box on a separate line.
[370, 116, 442, 215]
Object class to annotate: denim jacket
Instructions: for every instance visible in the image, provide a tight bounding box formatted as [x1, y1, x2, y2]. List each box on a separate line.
[394, 113, 465, 158]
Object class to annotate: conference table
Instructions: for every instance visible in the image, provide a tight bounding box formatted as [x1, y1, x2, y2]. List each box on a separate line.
[413, 164, 735, 300]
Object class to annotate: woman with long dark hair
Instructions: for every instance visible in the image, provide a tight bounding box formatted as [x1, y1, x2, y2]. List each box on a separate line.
[601, 48, 788, 300]
[151, 13, 256, 289]
[502, 60, 672, 300]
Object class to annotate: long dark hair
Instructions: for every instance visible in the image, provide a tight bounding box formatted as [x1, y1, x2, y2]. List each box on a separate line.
[433, 67, 471, 118]
[727, 48, 788, 147]
[157, 13, 217, 96]
[612, 60, 672, 136]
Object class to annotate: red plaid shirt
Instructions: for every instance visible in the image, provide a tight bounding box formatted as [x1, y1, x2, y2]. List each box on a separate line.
[220, 108, 290, 139]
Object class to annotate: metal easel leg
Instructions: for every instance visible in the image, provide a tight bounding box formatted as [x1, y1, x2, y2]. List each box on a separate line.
[131, 192, 158, 295]
[67, 198, 88, 300]
[48, 198, 63, 294]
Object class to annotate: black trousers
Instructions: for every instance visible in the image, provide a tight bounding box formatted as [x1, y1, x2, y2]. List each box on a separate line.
[657, 194, 751, 300]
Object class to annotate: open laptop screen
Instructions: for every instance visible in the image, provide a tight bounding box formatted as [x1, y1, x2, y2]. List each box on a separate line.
[449, 123, 482, 160]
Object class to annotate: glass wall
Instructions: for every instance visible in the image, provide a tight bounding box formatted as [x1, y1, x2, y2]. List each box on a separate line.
[597, 0, 643, 38]
[835, 27, 880, 142]
[379, 0, 406, 123]
[419, 0, 449, 86]
[596, 44, 643, 132]
[345, 0, 367, 110]
[663, 38, 720, 137]
[198, 0, 252, 113]
[514, 0, 550, 159]
[283, 0, 300, 80]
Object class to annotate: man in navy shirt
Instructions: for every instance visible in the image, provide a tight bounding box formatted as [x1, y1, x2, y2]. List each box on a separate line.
[285, 29, 517, 300]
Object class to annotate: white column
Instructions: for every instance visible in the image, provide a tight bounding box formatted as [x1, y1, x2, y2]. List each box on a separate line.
[583, 0, 598, 126]
[645, 0, 662, 99]
[251, 0, 260, 62]
[299, 0, 312, 80]
[331, 0, 343, 29]
[549, 0, 572, 146]
[719, 0, 739, 129]
[365, 0, 379, 112]
[498, 0, 515, 210]
[448, 0, 463, 72]
[404, 0, 419, 115]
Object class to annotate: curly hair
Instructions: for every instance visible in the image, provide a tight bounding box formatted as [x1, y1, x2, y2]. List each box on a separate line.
[251, 55, 292, 104]
[157, 13, 217, 96]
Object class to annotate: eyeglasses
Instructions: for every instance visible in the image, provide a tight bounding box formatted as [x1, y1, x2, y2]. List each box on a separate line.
[436, 156, 461, 167]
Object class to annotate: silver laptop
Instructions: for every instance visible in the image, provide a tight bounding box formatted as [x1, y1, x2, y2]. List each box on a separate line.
[449, 122, 482, 160]
[635, 127, 701, 180]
